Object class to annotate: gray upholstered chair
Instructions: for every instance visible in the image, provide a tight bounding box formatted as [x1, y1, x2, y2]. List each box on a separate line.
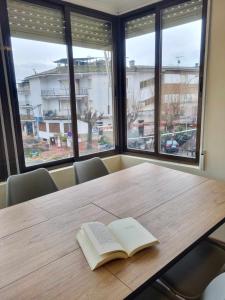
[133, 281, 179, 300]
[74, 157, 109, 184]
[201, 273, 225, 300]
[6, 168, 58, 206]
[160, 240, 225, 300]
[132, 267, 225, 300]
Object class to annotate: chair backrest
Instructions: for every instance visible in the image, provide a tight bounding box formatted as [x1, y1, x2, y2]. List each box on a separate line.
[202, 273, 225, 300]
[74, 157, 109, 184]
[6, 168, 58, 206]
[135, 282, 180, 300]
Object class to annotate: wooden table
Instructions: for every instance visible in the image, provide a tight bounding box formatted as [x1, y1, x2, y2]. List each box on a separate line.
[1, 163, 225, 299]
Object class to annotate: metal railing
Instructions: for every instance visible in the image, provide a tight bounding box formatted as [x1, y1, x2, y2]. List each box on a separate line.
[41, 88, 88, 97]
[17, 88, 30, 96]
[43, 109, 71, 118]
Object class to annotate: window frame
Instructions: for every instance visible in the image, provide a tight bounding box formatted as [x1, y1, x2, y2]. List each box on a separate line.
[0, 93, 9, 181]
[0, 23, 18, 179]
[1, 0, 119, 173]
[0, 0, 208, 177]
[122, 0, 208, 165]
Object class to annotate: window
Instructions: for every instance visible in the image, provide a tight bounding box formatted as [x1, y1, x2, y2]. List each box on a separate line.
[38, 122, 46, 132]
[8, 0, 73, 166]
[64, 123, 72, 133]
[49, 123, 60, 133]
[0, 0, 207, 174]
[0, 94, 8, 181]
[125, 0, 205, 161]
[71, 13, 115, 156]
[125, 14, 155, 152]
[140, 79, 153, 89]
[160, 0, 203, 158]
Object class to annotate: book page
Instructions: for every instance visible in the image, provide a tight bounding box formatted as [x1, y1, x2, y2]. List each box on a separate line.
[108, 217, 159, 256]
[77, 229, 127, 270]
[82, 222, 125, 255]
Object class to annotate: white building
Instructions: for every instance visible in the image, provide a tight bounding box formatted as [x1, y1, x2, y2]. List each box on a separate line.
[17, 57, 199, 146]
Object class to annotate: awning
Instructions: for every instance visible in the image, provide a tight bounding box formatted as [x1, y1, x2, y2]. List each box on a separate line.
[71, 13, 112, 50]
[7, 0, 65, 44]
[126, 0, 203, 39]
[7, 0, 112, 50]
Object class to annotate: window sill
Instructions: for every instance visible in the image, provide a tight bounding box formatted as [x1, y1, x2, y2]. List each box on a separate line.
[120, 153, 202, 176]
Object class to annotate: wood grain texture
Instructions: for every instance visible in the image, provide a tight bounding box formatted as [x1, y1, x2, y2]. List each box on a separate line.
[106, 179, 225, 290]
[29, 164, 162, 219]
[0, 204, 117, 289]
[0, 201, 47, 239]
[93, 163, 207, 218]
[1, 163, 225, 300]
[0, 250, 131, 300]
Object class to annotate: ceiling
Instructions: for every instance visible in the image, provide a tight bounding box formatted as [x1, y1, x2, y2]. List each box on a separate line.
[65, 0, 158, 15]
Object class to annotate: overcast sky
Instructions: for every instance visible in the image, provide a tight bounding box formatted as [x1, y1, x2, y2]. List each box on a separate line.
[11, 20, 202, 83]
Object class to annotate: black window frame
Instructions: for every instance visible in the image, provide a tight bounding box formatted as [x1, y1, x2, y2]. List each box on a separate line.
[122, 0, 208, 165]
[0, 0, 120, 173]
[0, 21, 19, 179]
[0, 0, 208, 176]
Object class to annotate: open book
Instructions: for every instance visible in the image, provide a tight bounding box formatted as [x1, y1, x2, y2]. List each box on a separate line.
[77, 217, 158, 270]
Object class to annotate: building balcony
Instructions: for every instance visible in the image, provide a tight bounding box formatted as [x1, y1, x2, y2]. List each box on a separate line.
[20, 114, 34, 121]
[43, 109, 71, 119]
[41, 88, 88, 98]
[17, 88, 31, 96]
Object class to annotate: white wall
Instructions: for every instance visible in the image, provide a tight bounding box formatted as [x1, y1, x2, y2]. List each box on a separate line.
[65, 0, 157, 15]
[200, 0, 225, 181]
[127, 71, 154, 110]
[87, 74, 112, 115]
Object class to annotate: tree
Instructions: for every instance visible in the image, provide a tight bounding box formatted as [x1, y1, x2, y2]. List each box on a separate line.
[78, 109, 96, 150]
[127, 104, 139, 130]
[161, 100, 184, 133]
[77, 107, 104, 150]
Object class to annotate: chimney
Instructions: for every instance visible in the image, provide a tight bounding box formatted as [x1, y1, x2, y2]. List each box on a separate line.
[129, 60, 135, 67]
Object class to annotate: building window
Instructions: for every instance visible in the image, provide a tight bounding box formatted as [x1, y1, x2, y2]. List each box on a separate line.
[64, 123, 72, 133]
[49, 123, 60, 133]
[125, 0, 205, 161]
[71, 13, 114, 156]
[140, 79, 153, 89]
[125, 13, 156, 152]
[38, 122, 46, 132]
[7, 0, 73, 166]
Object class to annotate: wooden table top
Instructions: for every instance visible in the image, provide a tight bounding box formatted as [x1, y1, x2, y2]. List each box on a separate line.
[0, 163, 225, 300]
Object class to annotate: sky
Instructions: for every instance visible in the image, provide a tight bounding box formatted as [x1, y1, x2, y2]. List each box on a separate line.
[126, 20, 202, 67]
[11, 20, 202, 83]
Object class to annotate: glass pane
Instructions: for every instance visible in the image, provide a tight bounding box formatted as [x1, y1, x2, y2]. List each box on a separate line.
[9, 2, 73, 166]
[125, 14, 155, 152]
[159, 0, 203, 158]
[71, 13, 114, 156]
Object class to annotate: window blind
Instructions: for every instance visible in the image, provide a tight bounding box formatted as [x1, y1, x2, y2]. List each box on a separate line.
[162, 0, 203, 28]
[7, 0, 65, 44]
[125, 14, 155, 39]
[71, 13, 112, 50]
[126, 0, 202, 39]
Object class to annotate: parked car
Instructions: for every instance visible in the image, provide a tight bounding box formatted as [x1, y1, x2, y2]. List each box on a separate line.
[175, 133, 191, 146]
[165, 140, 179, 153]
[128, 138, 146, 150]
